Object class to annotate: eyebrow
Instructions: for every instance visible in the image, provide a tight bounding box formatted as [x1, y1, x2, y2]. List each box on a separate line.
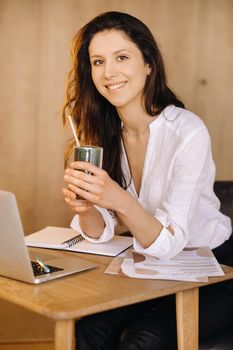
[90, 49, 132, 59]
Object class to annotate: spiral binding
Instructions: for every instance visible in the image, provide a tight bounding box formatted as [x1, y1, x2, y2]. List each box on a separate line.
[62, 234, 84, 247]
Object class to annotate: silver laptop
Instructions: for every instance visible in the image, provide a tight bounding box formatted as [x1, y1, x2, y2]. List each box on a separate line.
[0, 190, 97, 284]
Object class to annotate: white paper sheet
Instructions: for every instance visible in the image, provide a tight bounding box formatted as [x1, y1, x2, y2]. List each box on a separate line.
[106, 247, 224, 282]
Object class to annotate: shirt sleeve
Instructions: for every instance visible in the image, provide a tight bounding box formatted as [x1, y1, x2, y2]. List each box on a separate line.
[70, 206, 116, 243]
[133, 126, 215, 259]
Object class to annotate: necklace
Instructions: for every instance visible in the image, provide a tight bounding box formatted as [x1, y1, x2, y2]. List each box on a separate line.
[122, 125, 149, 137]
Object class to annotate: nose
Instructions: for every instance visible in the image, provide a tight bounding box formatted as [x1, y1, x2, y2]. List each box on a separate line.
[104, 60, 117, 79]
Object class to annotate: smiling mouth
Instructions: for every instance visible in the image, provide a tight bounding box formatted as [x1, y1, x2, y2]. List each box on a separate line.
[106, 82, 127, 91]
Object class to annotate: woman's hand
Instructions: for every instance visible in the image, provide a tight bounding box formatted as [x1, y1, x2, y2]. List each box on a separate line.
[63, 161, 125, 211]
[62, 186, 93, 214]
[63, 161, 165, 246]
[62, 180, 105, 239]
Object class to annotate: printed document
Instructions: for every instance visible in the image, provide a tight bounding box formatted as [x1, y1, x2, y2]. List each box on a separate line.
[105, 247, 224, 282]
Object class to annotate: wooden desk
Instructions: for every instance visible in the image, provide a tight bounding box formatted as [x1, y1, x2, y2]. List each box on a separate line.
[0, 249, 233, 350]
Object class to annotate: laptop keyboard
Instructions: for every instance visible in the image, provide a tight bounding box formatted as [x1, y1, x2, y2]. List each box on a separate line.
[31, 261, 64, 276]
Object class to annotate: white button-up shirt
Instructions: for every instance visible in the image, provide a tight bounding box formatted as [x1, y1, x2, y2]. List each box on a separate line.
[71, 105, 232, 259]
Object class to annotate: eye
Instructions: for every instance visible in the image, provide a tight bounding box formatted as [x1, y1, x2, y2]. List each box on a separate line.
[92, 59, 104, 66]
[117, 55, 128, 62]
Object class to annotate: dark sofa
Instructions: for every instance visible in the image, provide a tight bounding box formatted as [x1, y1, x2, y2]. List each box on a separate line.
[200, 181, 233, 349]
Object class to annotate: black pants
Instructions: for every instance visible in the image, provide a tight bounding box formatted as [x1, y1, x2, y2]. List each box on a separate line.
[75, 236, 233, 350]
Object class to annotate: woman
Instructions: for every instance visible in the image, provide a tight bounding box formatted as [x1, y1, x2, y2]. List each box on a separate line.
[62, 11, 233, 350]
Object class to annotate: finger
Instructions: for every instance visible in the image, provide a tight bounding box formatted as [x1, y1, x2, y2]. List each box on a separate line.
[63, 187, 93, 205]
[64, 171, 103, 187]
[65, 196, 93, 207]
[62, 187, 77, 200]
[67, 202, 93, 214]
[70, 161, 103, 176]
[67, 180, 102, 198]
[67, 183, 97, 202]
[72, 205, 93, 214]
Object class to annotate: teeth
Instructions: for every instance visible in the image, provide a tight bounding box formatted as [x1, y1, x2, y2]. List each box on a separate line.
[107, 82, 126, 90]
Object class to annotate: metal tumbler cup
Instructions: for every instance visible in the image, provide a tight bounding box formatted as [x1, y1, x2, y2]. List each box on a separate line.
[74, 145, 103, 168]
[73, 145, 103, 200]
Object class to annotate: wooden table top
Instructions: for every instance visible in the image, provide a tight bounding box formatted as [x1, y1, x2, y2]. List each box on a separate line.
[0, 249, 233, 321]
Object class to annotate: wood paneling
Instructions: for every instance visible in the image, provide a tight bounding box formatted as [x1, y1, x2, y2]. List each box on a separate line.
[192, 0, 233, 179]
[0, 0, 232, 235]
[0, 343, 54, 350]
[0, 299, 54, 344]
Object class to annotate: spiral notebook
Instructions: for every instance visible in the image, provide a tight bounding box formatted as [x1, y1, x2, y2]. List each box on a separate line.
[25, 226, 133, 257]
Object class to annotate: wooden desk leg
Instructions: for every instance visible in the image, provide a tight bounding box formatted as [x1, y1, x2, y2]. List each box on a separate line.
[176, 288, 199, 350]
[55, 319, 75, 350]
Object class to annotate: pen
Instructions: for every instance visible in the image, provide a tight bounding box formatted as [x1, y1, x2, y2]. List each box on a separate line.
[35, 257, 50, 273]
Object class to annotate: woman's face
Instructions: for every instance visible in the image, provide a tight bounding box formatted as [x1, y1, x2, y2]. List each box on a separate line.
[89, 29, 151, 111]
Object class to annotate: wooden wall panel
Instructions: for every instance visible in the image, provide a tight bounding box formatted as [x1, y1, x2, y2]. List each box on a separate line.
[120, 0, 200, 108]
[192, 0, 233, 179]
[0, 0, 232, 235]
[0, 0, 41, 233]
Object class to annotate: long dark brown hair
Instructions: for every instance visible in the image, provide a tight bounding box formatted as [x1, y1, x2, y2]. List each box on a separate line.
[62, 11, 185, 188]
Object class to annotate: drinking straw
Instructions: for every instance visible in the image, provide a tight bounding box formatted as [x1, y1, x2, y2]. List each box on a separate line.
[67, 115, 80, 147]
